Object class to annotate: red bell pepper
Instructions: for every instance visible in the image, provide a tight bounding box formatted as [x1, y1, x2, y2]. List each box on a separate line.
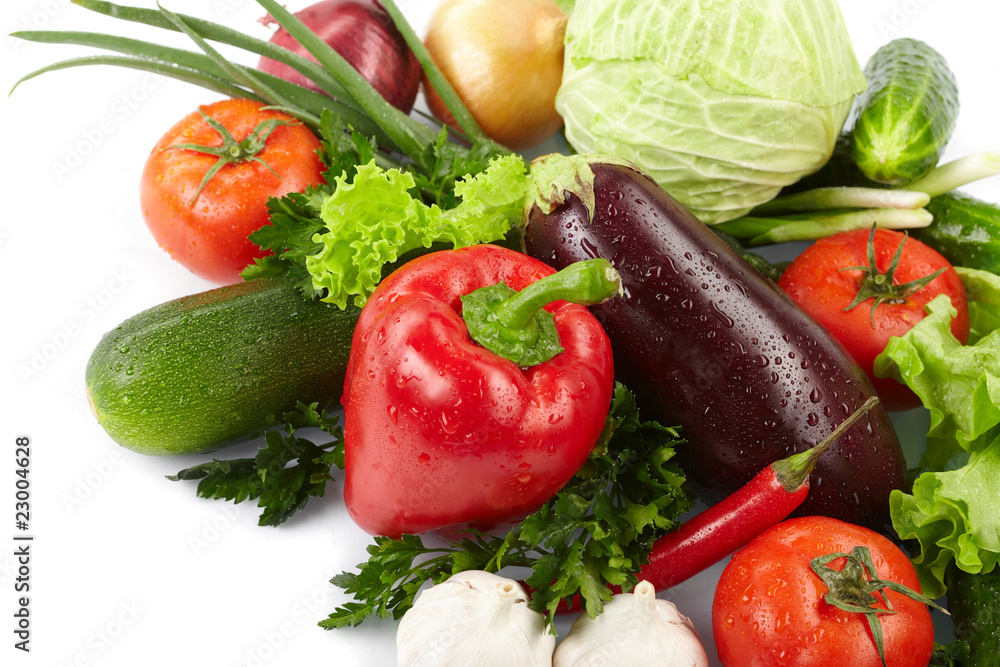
[342, 244, 621, 537]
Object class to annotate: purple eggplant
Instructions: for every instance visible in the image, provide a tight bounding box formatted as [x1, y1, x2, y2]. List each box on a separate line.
[522, 154, 906, 534]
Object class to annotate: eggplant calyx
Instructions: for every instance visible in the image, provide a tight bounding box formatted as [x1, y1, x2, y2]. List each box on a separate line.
[526, 153, 641, 221]
[841, 224, 946, 327]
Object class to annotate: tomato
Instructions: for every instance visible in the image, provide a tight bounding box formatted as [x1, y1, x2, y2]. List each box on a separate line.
[777, 228, 968, 411]
[712, 516, 935, 667]
[140, 98, 325, 284]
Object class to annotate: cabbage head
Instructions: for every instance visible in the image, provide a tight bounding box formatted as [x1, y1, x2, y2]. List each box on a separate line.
[556, 0, 867, 223]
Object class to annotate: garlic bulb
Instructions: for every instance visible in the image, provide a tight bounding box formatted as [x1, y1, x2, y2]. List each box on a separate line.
[553, 581, 709, 667]
[396, 570, 555, 666]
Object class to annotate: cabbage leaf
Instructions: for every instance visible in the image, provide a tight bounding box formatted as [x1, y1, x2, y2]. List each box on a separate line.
[557, 0, 867, 223]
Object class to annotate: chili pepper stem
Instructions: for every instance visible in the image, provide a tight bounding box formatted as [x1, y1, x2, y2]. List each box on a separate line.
[772, 396, 880, 491]
[494, 259, 622, 329]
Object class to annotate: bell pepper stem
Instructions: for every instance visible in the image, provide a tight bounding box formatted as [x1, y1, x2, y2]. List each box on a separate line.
[460, 259, 622, 367]
[494, 259, 622, 329]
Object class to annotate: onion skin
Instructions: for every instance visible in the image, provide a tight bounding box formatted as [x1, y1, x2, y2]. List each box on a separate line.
[423, 0, 567, 150]
[258, 0, 421, 113]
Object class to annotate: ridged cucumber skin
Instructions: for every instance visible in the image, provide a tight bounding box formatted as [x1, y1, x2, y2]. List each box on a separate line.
[850, 38, 958, 185]
[945, 563, 1000, 665]
[85, 276, 360, 456]
[913, 192, 1000, 274]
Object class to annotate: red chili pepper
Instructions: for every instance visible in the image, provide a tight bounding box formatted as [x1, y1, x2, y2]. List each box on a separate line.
[341, 244, 621, 538]
[554, 396, 879, 612]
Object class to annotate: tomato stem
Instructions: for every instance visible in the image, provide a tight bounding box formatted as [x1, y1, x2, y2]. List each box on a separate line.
[162, 107, 296, 206]
[811, 545, 948, 667]
[841, 225, 946, 327]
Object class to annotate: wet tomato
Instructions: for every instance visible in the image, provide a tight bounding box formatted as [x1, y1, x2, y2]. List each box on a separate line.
[778, 228, 968, 410]
[712, 516, 936, 667]
[140, 98, 324, 284]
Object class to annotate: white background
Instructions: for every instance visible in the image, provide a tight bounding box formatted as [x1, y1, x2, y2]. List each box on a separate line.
[2, 1, 998, 665]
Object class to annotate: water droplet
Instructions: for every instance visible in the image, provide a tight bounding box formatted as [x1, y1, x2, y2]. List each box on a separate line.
[417, 453, 430, 466]
[806, 413, 819, 426]
[809, 388, 823, 403]
[709, 301, 734, 328]
[386, 405, 398, 425]
[753, 355, 769, 367]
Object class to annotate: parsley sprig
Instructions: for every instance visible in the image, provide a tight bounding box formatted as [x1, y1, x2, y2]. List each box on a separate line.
[241, 110, 506, 301]
[322, 383, 694, 629]
[168, 402, 344, 527]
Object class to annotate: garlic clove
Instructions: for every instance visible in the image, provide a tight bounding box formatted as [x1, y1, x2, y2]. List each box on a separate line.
[396, 570, 555, 667]
[553, 580, 709, 667]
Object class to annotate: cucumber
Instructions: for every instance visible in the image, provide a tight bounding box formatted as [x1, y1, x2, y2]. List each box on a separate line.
[851, 38, 959, 185]
[85, 276, 360, 456]
[912, 191, 1000, 274]
[945, 563, 1000, 665]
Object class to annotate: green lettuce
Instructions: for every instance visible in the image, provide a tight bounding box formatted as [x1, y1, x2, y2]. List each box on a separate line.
[875, 273, 1000, 597]
[307, 153, 527, 308]
[556, 0, 867, 223]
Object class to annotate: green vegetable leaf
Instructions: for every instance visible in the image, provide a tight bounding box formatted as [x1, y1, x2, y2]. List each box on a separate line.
[321, 382, 693, 629]
[168, 402, 344, 527]
[930, 640, 970, 667]
[241, 110, 377, 296]
[307, 152, 528, 308]
[875, 288, 1000, 597]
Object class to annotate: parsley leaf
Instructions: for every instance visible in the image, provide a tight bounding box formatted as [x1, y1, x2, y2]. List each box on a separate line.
[167, 402, 344, 527]
[321, 382, 694, 629]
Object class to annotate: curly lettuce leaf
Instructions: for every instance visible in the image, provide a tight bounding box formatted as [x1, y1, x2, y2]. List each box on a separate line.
[307, 153, 527, 308]
[875, 286, 1000, 597]
[889, 441, 1000, 598]
[957, 266, 1000, 344]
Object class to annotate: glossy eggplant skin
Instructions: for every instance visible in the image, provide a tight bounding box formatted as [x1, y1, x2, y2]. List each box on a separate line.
[523, 159, 907, 534]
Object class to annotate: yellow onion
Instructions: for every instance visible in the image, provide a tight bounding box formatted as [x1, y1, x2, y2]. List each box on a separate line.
[423, 0, 568, 151]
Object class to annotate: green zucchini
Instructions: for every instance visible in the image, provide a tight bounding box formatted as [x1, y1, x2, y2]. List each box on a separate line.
[912, 191, 1000, 274]
[85, 276, 360, 456]
[850, 38, 959, 185]
[945, 563, 1000, 665]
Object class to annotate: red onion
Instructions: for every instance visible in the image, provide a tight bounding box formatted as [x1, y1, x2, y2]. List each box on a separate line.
[258, 0, 421, 113]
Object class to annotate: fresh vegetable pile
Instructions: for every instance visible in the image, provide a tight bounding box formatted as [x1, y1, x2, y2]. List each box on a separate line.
[14, 0, 1000, 664]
